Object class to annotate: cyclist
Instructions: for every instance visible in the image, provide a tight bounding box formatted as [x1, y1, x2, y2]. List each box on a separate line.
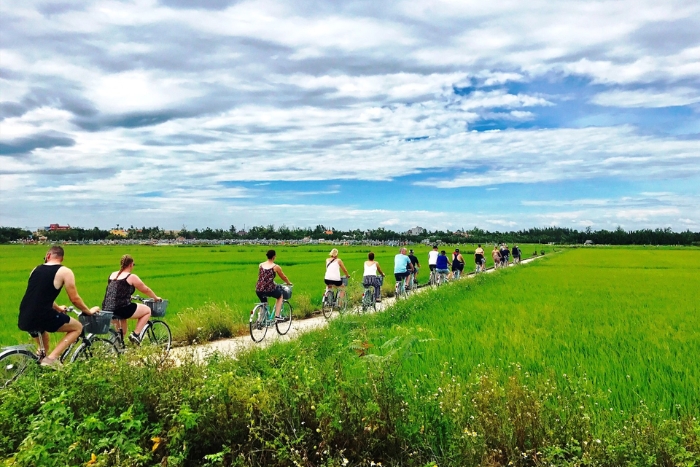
[436, 250, 450, 280]
[18, 245, 99, 368]
[394, 247, 414, 289]
[512, 244, 521, 264]
[408, 249, 420, 285]
[501, 244, 510, 266]
[363, 252, 386, 303]
[491, 246, 502, 269]
[451, 248, 465, 278]
[325, 248, 350, 302]
[101, 254, 162, 345]
[474, 244, 485, 272]
[256, 249, 292, 321]
[428, 244, 439, 273]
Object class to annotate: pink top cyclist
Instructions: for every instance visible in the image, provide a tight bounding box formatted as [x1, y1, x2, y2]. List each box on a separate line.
[256, 249, 292, 320]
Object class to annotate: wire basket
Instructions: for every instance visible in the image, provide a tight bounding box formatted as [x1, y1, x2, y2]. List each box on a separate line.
[341, 277, 349, 286]
[144, 299, 168, 317]
[79, 311, 113, 335]
[377, 276, 384, 286]
[279, 285, 293, 299]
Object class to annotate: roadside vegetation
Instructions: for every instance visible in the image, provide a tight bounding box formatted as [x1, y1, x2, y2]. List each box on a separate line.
[1, 249, 698, 466]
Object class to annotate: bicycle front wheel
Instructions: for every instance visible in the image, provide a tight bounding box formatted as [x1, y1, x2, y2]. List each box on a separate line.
[322, 290, 334, 319]
[0, 348, 35, 388]
[250, 304, 268, 343]
[276, 301, 293, 335]
[141, 320, 172, 356]
[70, 337, 119, 363]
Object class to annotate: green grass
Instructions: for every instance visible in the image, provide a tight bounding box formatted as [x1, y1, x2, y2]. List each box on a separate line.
[1, 247, 698, 466]
[0, 243, 547, 345]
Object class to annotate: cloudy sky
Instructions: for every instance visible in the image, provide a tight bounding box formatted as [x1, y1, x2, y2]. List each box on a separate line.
[2, 0, 700, 232]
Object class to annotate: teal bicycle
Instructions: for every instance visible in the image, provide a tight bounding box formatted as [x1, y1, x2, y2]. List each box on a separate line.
[250, 285, 293, 343]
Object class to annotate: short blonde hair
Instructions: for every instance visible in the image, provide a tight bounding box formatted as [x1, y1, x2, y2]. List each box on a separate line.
[329, 248, 338, 257]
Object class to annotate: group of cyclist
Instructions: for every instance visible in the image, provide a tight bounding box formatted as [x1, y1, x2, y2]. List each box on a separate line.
[20, 243, 524, 366]
[17, 246, 162, 368]
[491, 243, 521, 268]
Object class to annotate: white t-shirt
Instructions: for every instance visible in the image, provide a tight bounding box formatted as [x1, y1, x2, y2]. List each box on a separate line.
[325, 258, 341, 281]
[428, 250, 439, 265]
[363, 261, 378, 276]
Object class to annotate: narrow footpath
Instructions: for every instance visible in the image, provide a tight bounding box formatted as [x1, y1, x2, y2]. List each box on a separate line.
[172, 256, 543, 362]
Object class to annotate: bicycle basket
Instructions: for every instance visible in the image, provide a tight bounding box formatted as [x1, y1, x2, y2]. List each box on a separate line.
[79, 311, 113, 334]
[145, 299, 168, 317]
[341, 277, 349, 286]
[279, 285, 293, 299]
[377, 276, 384, 286]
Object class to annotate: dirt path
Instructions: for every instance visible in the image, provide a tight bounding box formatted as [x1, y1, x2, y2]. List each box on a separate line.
[172, 256, 542, 362]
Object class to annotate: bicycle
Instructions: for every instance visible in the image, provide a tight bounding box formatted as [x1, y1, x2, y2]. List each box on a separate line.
[0, 330, 50, 388]
[452, 269, 462, 280]
[436, 270, 449, 286]
[394, 276, 408, 299]
[250, 285, 293, 342]
[60, 307, 119, 363]
[322, 277, 349, 318]
[513, 255, 521, 265]
[406, 269, 419, 293]
[108, 295, 172, 359]
[361, 276, 383, 313]
[429, 269, 438, 287]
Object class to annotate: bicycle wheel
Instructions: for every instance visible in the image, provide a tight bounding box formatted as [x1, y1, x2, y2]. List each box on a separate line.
[0, 348, 35, 388]
[250, 304, 268, 343]
[361, 288, 374, 312]
[337, 291, 348, 315]
[322, 290, 334, 319]
[140, 320, 172, 356]
[276, 301, 293, 335]
[70, 337, 119, 363]
[59, 341, 78, 363]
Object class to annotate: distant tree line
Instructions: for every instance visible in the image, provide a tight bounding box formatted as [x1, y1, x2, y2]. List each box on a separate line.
[1, 225, 699, 245]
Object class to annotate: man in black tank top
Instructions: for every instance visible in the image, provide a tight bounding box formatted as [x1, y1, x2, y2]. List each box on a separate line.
[18, 246, 99, 367]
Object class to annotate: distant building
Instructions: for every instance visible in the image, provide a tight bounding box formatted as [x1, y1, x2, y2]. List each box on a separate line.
[584, 240, 594, 246]
[324, 230, 334, 235]
[110, 229, 128, 237]
[406, 226, 425, 236]
[47, 223, 71, 231]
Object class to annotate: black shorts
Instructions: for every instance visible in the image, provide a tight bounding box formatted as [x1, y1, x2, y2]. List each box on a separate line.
[475, 255, 484, 264]
[111, 303, 138, 319]
[452, 264, 464, 272]
[256, 289, 282, 302]
[429, 264, 437, 271]
[23, 312, 71, 335]
[394, 271, 410, 281]
[324, 279, 343, 287]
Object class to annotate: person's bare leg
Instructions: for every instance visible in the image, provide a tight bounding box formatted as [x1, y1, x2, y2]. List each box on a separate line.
[274, 296, 283, 316]
[48, 319, 82, 360]
[131, 304, 151, 335]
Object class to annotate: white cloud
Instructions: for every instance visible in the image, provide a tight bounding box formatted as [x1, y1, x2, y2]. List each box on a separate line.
[591, 88, 700, 108]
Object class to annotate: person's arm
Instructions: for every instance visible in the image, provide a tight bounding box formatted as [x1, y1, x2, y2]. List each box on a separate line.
[59, 267, 97, 314]
[407, 258, 414, 271]
[376, 262, 385, 276]
[274, 265, 292, 285]
[338, 259, 350, 277]
[128, 275, 161, 301]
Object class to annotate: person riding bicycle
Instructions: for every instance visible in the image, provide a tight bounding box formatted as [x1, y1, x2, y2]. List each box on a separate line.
[18, 245, 99, 368]
[512, 244, 521, 263]
[451, 248, 465, 278]
[394, 247, 414, 289]
[325, 248, 350, 301]
[501, 244, 510, 266]
[407, 249, 420, 284]
[474, 244, 485, 271]
[363, 252, 385, 303]
[101, 254, 162, 345]
[256, 249, 292, 321]
[491, 246, 502, 268]
[435, 250, 450, 279]
[428, 244, 439, 272]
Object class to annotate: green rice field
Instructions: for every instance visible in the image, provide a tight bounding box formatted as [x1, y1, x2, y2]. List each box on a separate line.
[0, 243, 544, 345]
[2, 245, 698, 465]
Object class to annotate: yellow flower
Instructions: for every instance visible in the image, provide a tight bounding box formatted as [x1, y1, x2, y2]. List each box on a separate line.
[151, 437, 162, 452]
[86, 453, 97, 465]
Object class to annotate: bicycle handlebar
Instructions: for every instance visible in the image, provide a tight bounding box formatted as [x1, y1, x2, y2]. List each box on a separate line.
[131, 295, 165, 302]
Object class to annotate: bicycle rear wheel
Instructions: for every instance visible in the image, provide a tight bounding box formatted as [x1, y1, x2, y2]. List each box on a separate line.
[140, 320, 172, 357]
[70, 337, 119, 363]
[0, 348, 35, 388]
[250, 304, 268, 342]
[322, 290, 334, 319]
[276, 301, 293, 335]
[337, 291, 348, 315]
[361, 288, 374, 312]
